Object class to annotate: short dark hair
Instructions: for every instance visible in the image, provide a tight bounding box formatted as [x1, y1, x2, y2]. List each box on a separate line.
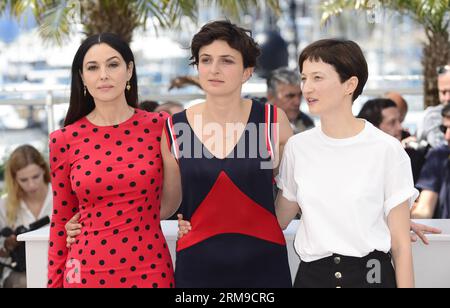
[190, 20, 261, 68]
[358, 98, 397, 128]
[299, 39, 368, 102]
[442, 104, 450, 118]
[65, 33, 138, 127]
[139, 100, 159, 112]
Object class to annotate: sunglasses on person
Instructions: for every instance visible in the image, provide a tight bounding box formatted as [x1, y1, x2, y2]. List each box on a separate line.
[440, 125, 450, 134]
[437, 65, 450, 75]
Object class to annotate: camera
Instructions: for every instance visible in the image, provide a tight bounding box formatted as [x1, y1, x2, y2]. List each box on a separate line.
[0, 216, 50, 272]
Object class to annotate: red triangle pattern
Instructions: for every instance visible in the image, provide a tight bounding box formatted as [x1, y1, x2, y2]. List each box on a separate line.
[177, 171, 286, 252]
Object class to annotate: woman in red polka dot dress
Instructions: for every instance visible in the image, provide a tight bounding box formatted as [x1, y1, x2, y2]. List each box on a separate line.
[47, 33, 176, 288]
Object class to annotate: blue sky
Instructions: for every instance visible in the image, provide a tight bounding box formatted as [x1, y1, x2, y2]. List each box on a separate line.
[0, 10, 36, 43]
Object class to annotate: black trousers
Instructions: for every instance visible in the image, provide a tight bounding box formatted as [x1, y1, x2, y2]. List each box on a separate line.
[294, 251, 397, 288]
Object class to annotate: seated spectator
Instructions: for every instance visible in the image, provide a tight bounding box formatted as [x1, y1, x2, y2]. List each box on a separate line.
[267, 67, 315, 134]
[0, 145, 52, 288]
[155, 101, 184, 115]
[358, 98, 429, 183]
[139, 100, 159, 112]
[412, 104, 450, 219]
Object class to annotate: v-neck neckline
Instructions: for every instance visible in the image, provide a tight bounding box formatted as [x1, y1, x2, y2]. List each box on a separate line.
[184, 101, 255, 160]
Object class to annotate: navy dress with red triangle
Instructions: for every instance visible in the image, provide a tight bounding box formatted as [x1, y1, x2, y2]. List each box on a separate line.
[165, 101, 292, 288]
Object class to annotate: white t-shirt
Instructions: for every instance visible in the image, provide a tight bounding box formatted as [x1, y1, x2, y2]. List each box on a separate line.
[277, 122, 419, 262]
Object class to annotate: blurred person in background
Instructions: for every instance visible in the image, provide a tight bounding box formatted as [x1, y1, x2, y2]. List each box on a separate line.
[412, 104, 450, 219]
[358, 98, 429, 183]
[267, 67, 315, 134]
[0, 145, 52, 288]
[139, 100, 159, 112]
[385, 92, 410, 139]
[418, 65, 450, 148]
[155, 101, 184, 116]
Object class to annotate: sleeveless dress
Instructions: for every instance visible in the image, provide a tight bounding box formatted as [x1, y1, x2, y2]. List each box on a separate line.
[165, 101, 292, 288]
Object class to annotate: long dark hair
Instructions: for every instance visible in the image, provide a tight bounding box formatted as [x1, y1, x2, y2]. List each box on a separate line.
[64, 33, 138, 126]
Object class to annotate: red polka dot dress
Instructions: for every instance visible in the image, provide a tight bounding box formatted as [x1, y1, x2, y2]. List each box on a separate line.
[47, 109, 175, 288]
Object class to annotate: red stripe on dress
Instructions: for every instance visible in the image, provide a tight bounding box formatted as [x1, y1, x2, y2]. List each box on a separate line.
[177, 171, 286, 252]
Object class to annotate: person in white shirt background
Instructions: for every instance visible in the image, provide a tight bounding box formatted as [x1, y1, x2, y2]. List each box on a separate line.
[273, 39, 419, 288]
[0, 145, 53, 288]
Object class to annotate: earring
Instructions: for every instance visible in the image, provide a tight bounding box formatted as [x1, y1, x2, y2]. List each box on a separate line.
[84, 85, 87, 96]
[126, 81, 131, 91]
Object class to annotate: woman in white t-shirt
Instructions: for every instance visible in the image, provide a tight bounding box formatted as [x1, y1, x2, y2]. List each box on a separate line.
[275, 39, 418, 288]
[0, 145, 53, 288]
[177, 38, 433, 287]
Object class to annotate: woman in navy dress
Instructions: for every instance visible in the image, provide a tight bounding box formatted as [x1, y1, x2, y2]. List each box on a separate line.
[162, 20, 293, 288]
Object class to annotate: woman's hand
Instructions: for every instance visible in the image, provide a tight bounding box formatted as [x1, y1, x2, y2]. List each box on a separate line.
[410, 221, 442, 245]
[65, 213, 82, 248]
[177, 214, 191, 240]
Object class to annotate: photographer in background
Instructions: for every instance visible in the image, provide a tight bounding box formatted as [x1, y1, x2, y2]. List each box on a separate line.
[412, 104, 450, 219]
[0, 145, 52, 288]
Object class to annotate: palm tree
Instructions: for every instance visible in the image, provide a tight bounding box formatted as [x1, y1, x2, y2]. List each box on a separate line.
[0, 0, 280, 44]
[322, 0, 450, 108]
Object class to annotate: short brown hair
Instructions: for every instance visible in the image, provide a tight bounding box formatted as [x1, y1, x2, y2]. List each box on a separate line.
[299, 39, 368, 102]
[190, 20, 261, 69]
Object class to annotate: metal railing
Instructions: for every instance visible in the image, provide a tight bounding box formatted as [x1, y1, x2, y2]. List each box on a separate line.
[0, 75, 426, 134]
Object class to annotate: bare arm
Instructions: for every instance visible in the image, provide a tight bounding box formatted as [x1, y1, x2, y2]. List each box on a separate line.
[275, 191, 301, 230]
[274, 108, 294, 176]
[411, 190, 438, 219]
[160, 130, 182, 220]
[388, 202, 415, 288]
